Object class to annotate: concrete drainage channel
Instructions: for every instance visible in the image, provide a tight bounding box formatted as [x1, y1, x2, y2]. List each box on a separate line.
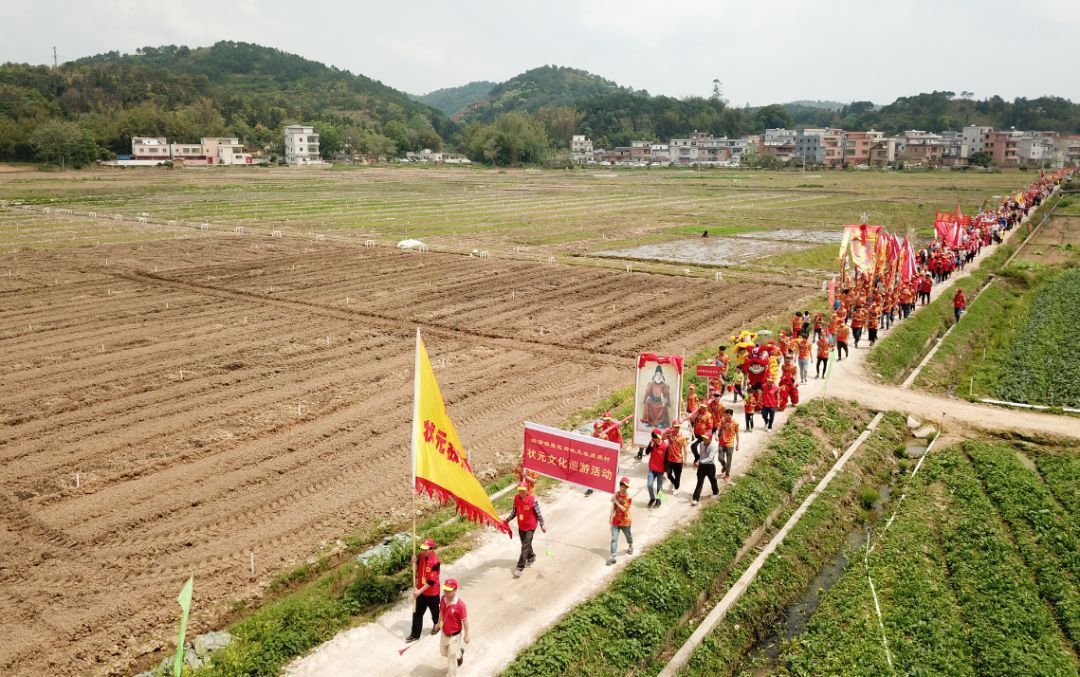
[658, 413, 937, 676]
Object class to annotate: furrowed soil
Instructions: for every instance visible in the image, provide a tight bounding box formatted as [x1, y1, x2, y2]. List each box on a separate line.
[0, 231, 808, 675]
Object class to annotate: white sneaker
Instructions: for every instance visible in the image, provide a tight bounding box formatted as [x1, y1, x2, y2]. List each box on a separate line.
[691, 500, 699, 506]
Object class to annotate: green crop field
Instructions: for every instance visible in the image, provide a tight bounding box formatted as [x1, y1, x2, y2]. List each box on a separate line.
[774, 438, 1079, 676]
[0, 165, 1036, 275]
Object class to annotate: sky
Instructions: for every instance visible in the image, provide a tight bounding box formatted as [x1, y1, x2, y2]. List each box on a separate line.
[3, 0, 1078, 106]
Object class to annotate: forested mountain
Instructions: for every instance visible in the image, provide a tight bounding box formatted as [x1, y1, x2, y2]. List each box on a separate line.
[460, 66, 627, 122]
[0, 42, 452, 162]
[414, 81, 495, 119]
[782, 92, 1080, 135]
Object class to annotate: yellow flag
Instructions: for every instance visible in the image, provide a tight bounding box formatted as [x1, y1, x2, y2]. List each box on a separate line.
[412, 331, 511, 536]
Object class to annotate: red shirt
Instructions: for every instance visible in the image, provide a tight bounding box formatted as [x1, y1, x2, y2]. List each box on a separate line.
[416, 551, 440, 597]
[719, 419, 738, 447]
[611, 492, 632, 527]
[512, 493, 539, 531]
[953, 292, 966, 309]
[760, 384, 779, 408]
[648, 439, 668, 473]
[440, 596, 467, 635]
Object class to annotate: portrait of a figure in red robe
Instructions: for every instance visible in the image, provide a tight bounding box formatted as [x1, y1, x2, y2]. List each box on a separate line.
[641, 365, 672, 428]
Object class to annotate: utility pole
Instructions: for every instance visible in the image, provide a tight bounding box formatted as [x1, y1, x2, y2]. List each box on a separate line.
[53, 46, 58, 69]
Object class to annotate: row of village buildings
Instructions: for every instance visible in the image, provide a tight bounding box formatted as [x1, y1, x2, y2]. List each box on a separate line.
[115, 125, 324, 167]
[571, 125, 1080, 168]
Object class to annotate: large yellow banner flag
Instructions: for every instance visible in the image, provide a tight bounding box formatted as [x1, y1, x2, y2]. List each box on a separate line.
[412, 331, 511, 536]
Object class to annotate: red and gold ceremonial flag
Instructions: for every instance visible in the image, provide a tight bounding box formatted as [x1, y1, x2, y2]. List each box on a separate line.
[412, 331, 511, 536]
[841, 224, 882, 271]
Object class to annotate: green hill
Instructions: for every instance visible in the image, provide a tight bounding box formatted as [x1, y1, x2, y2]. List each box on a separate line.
[461, 65, 628, 122]
[414, 81, 495, 119]
[0, 41, 453, 162]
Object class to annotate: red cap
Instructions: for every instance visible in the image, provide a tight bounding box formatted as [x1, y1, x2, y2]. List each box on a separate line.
[517, 482, 529, 491]
[619, 476, 630, 486]
[442, 578, 458, 592]
[420, 538, 436, 550]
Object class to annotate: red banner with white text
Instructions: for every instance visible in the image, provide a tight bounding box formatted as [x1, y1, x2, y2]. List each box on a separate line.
[523, 421, 620, 493]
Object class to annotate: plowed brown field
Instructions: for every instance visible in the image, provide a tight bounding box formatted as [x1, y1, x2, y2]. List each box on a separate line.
[0, 229, 809, 675]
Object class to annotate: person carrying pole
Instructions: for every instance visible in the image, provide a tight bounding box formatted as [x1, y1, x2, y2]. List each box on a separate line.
[405, 538, 441, 642]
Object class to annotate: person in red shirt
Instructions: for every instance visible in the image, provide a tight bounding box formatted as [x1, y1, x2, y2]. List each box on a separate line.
[587, 412, 623, 497]
[790, 312, 804, 337]
[685, 384, 699, 414]
[867, 301, 881, 346]
[759, 381, 779, 431]
[918, 273, 932, 305]
[815, 334, 831, 378]
[504, 482, 547, 578]
[645, 429, 668, 508]
[407, 538, 441, 642]
[717, 409, 740, 481]
[796, 336, 812, 384]
[608, 476, 633, 565]
[835, 323, 850, 361]
[812, 311, 825, 342]
[850, 305, 867, 348]
[664, 426, 687, 493]
[689, 404, 713, 462]
[742, 389, 757, 432]
[953, 288, 967, 322]
[436, 578, 469, 674]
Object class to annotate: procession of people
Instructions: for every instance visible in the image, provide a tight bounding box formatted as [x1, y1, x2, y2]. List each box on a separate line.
[404, 168, 1072, 673]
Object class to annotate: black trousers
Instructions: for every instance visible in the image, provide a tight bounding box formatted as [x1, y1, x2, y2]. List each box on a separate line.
[745, 412, 754, 430]
[665, 460, 683, 489]
[836, 342, 849, 360]
[816, 356, 828, 376]
[693, 464, 719, 501]
[761, 407, 776, 429]
[410, 593, 440, 638]
[517, 528, 536, 569]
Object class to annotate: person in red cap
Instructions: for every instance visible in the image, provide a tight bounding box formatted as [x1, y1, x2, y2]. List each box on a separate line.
[587, 411, 623, 497]
[607, 476, 633, 565]
[645, 429, 668, 508]
[504, 482, 546, 578]
[406, 538, 441, 642]
[435, 578, 469, 675]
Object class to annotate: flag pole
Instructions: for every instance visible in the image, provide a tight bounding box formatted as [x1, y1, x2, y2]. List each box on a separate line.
[411, 328, 421, 591]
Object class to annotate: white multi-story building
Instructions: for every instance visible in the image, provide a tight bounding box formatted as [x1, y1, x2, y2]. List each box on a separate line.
[962, 125, 992, 156]
[570, 134, 594, 163]
[131, 137, 170, 160]
[284, 125, 323, 165]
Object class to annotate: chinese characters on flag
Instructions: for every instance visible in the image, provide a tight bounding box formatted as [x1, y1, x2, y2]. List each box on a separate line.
[522, 422, 620, 494]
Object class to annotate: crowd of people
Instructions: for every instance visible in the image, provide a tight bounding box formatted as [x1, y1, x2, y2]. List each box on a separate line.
[405, 167, 1072, 674]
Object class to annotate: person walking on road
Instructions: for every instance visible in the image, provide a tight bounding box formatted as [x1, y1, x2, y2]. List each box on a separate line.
[504, 482, 546, 578]
[760, 381, 779, 431]
[742, 388, 757, 432]
[607, 476, 633, 565]
[645, 429, 668, 507]
[691, 433, 720, 506]
[717, 409, 739, 482]
[689, 404, 713, 463]
[664, 426, 687, 493]
[953, 288, 967, 322]
[435, 578, 469, 675]
[406, 538, 441, 642]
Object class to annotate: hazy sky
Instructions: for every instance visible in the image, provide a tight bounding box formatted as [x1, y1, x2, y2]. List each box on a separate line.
[4, 0, 1078, 105]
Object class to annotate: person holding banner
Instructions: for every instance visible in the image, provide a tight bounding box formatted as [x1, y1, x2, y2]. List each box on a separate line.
[435, 578, 469, 675]
[504, 483, 547, 578]
[406, 539, 441, 642]
[607, 477, 634, 565]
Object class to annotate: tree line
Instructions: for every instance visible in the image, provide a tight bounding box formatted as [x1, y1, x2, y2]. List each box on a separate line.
[2, 43, 1079, 168]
